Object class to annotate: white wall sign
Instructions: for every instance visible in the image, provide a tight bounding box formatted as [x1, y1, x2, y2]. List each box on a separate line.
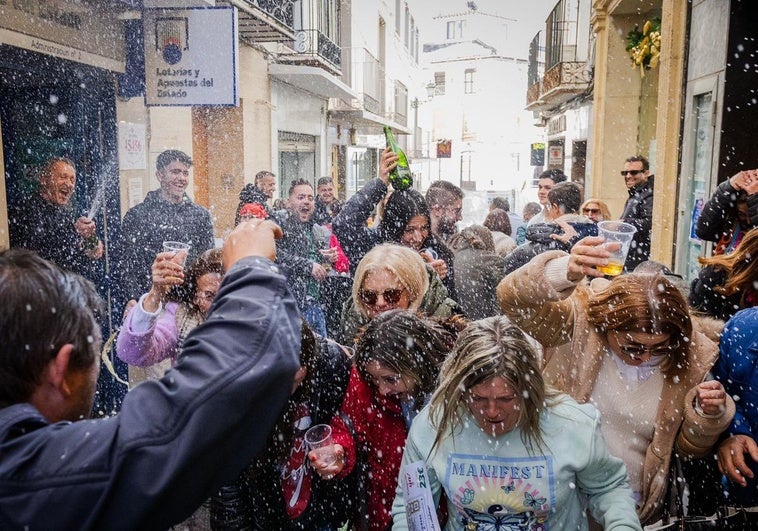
[144, 6, 239, 106]
[118, 122, 147, 170]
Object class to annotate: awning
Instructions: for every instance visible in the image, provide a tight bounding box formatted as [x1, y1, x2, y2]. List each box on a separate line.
[269, 63, 355, 104]
[327, 108, 411, 135]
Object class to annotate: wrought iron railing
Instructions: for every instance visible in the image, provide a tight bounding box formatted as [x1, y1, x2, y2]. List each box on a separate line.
[292, 29, 341, 70]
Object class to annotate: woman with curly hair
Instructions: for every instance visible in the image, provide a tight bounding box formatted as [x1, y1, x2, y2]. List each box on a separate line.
[117, 247, 224, 381]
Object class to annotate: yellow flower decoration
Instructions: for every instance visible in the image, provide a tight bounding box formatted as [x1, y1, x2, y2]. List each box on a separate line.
[626, 18, 662, 77]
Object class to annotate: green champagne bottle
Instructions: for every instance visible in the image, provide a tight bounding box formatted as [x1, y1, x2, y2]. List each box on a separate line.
[383, 126, 413, 191]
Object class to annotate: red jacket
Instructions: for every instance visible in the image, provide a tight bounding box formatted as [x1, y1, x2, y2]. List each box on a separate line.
[331, 367, 407, 531]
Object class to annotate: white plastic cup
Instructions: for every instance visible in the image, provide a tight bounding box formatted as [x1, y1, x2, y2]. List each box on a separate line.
[162, 241, 191, 268]
[305, 423, 337, 466]
[596, 221, 637, 276]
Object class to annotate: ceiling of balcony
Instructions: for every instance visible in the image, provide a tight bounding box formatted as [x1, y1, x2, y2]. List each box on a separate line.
[220, 0, 296, 43]
[608, 0, 661, 16]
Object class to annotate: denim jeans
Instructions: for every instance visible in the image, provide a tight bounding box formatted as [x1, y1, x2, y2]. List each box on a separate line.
[303, 303, 328, 338]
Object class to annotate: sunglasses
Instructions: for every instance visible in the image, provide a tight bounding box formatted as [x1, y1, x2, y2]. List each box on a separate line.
[359, 288, 404, 306]
[620, 170, 644, 177]
[583, 208, 600, 214]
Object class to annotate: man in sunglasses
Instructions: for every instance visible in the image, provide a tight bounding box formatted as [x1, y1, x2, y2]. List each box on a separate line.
[619, 155, 654, 272]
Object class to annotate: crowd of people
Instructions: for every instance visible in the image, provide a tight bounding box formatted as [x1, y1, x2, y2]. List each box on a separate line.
[2, 150, 758, 530]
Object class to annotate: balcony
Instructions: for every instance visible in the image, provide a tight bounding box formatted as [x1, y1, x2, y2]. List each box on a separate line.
[540, 61, 591, 103]
[228, 0, 296, 43]
[276, 29, 342, 75]
[327, 47, 409, 135]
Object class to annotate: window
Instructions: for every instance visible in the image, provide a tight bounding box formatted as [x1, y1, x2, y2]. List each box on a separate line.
[395, 0, 402, 34]
[409, 17, 415, 53]
[446, 19, 465, 39]
[404, 7, 410, 47]
[434, 72, 446, 95]
[464, 68, 475, 94]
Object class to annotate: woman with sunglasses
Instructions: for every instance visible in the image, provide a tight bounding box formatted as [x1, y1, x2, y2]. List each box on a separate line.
[339, 243, 461, 345]
[496, 237, 735, 526]
[311, 309, 459, 531]
[332, 148, 456, 298]
[391, 316, 641, 530]
[580, 199, 612, 223]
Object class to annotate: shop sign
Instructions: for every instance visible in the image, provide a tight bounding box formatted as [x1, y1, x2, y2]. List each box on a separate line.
[436, 140, 452, 158]
[144, 6, 239, 106]
[0, 0, 124, 72]
[548, 144, 563, 167]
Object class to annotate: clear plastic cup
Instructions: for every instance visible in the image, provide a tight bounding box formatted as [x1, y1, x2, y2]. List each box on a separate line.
[162, 241, 191, 268]
[596, 221, 637, 276]
[305, 423, 337, 466]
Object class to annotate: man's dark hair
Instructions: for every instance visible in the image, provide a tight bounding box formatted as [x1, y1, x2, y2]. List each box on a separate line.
[490, 197, 510, 212]
[538, 168, 568, 184]
[548, 181, 583, 214]
[156, 150, 192, 171]
[255, 170, 275, 187]
[0, 250, 103, 408]
[288, 178, 313, 196]
[426, 180, 464, 208]
[317, 177, 333, 187]
[625, 155, 650, 172]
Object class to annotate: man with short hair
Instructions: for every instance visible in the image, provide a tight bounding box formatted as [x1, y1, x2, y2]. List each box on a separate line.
[0, 220, 299, 529]
[235, 170, 277, 224]
[118, 150, 215, 302]
[504, 181, 597, 274]
[619, 155, 654, 271]
[313, 176, 343, 225]
[273, 179, 338, 337]
[528, 169, 568, 226]
[425, 180, 464, 242]
[9, 157, 103, 280]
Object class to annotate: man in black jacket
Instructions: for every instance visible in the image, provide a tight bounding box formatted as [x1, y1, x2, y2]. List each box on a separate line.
[235, 170, 277, 224]
[118, 150, 215, 301]
[0, 219, 300, 530]
[619, 155, 654, 271]
[9, 157, 103, 280]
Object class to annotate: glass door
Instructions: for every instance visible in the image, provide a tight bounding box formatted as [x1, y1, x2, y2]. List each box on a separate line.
[675, 76, 720, 280]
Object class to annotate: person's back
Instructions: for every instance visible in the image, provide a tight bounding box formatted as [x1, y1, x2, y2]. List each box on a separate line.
[0, 220, 299, 530]
[118, 150, 214, 301]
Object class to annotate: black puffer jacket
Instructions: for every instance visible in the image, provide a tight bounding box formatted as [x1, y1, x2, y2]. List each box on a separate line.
[503, 216, 598, 275]
[689, 265, 742, 321]
[695, 178, 758, 252]
[620, 175, 654, 271]
[118, 190, 214, 301]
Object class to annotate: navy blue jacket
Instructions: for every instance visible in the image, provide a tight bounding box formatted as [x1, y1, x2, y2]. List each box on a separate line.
[0, 257, 300, 530]
[712, 308, 758, 506]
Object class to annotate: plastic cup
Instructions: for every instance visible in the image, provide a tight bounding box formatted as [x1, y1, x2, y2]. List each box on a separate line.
[162, 241, 191, 268]
[305, 423, 337, 466]
[596, 221, 637, 276]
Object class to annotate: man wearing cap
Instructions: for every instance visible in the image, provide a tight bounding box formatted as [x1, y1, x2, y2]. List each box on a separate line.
[619, 155, 654, 271]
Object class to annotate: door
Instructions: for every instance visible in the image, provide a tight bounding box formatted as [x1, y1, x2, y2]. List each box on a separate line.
[675, 75, 720, 281]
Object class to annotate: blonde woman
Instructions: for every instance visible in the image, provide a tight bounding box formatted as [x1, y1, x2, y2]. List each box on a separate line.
[580, 199, 612, 223]
[391, 317, 641, 530]
[339, 243, 460, 344]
